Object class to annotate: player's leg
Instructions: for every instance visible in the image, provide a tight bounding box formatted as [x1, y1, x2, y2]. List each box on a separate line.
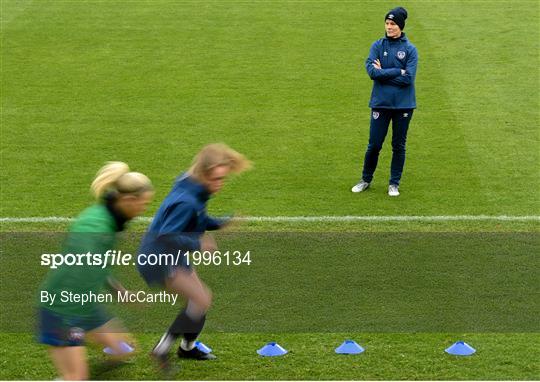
[49, 346, 88, 381]
[359, 109, 392, 186]
[389, 109, 414, 194]
[152, 269, 214, 361]
[170, 271, 214, 359]
[38, 308, 89, 380]
[87, 318, 135, 359]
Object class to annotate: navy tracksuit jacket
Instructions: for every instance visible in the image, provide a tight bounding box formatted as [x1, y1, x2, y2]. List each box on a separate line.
[138, 173, 226, 284]
[361, 33, 418, 186]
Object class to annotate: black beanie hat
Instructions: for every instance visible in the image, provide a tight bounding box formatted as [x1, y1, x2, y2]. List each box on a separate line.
[385, 7, 407, 30]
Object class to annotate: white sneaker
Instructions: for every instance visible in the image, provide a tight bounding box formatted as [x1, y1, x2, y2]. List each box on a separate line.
[388, 184, 400, 196]
[351, 180, 370, 193]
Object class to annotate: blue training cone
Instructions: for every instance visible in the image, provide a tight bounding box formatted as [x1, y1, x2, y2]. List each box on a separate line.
[445, 341, 476, 356]
[257, 342, 288, 357]
[195, 341, 212, 354]
[335, 340, 365, 354]
[103, 341, 134, 355]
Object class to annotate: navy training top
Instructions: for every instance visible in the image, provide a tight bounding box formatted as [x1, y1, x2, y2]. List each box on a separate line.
[365, 33, 418, 109]
[138, 173, 226, 256]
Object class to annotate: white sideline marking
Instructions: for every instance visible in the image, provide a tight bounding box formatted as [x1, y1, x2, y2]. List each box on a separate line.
[0, 215, 539, 223]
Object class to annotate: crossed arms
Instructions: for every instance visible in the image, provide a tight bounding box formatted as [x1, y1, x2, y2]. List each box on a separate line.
[365, 43, 418, 87]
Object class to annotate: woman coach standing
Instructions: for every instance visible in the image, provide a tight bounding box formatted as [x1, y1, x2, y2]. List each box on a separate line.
[352, 7, 418, 196]
[137, 143, 250, 369]
[38, 162, 154, 380]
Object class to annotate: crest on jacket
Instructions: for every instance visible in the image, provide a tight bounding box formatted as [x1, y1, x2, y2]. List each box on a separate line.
[397, 51, 406, 60]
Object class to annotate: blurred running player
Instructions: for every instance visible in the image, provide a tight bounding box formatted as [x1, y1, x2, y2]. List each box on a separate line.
[38, 162, 153, 380]
[137, 143, 250, 369]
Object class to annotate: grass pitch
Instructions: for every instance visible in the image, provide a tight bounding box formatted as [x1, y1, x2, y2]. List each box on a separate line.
[1, 0, 539, 380]
[1, 333, 539, 380]
[2, 0, 538, 218]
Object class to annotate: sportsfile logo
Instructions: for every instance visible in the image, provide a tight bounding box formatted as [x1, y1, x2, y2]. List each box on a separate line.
[41, 250, 133, 269]
[40, 250, 252, 268]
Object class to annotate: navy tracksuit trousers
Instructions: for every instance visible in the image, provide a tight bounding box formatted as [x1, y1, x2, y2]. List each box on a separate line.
[362, 108, 413, 186]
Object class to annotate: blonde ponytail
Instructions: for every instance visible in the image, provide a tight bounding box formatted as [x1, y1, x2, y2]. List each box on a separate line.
[91, 162, 153, 199]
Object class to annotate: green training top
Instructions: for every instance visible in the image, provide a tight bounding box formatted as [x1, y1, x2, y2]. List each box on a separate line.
[39, 203, 119, 317]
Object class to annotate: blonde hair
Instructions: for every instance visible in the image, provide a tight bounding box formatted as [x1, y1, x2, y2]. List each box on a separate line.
[91, 161, 153, 199]
[189, 143, 251, 181]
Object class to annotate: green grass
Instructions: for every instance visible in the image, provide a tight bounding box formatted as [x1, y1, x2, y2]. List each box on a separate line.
[1, 219, 539, 233]
[2, 0, 539, 218]
[1, 0, 539, 380]
[1, 333, 539, 380]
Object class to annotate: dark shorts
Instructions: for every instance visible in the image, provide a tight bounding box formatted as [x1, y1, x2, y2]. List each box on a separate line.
[37, 307, 112, 347]
[137, 262, 192, 288]
[137, 232, 196, 287]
